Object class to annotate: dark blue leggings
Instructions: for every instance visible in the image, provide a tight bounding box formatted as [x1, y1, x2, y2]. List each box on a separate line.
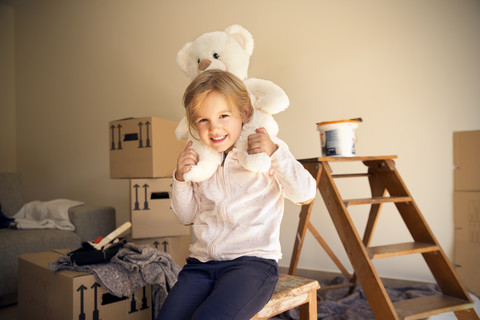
[156, 256, 279, 320]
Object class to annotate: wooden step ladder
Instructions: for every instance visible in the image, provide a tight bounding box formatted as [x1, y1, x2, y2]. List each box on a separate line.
[289, 155, 479, 320]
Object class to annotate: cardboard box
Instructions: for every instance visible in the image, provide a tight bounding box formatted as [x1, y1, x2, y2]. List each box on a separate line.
[454, 191, 480, 243]
[453, 130, 480, 191]
[454, 241, 480, 297]
[18, 250, 152, 320]
[453, 131, 480, 297]
[453, 191, 480, 297]
[109, 117, 185, 179]
[130, 177, 190, 239]
[130, 234, 191, 267]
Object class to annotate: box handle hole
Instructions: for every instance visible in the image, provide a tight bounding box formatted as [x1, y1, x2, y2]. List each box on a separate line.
[151, 192, 170, 200]
[123, 133, 139, 141]
[102, 293, 128, 305]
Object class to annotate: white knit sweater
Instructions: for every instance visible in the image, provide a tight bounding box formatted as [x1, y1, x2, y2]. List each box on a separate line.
[171, 137, 316, 262]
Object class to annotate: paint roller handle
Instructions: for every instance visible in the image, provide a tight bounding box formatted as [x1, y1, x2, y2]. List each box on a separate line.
[95, 222, 131, 249]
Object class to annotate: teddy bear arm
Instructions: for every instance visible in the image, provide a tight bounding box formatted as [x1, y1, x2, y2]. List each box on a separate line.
[234, 111, 279, 172]
[243, 111, 279, 138]
[182, 138, 222, 182]
[245, 78, 289, 115]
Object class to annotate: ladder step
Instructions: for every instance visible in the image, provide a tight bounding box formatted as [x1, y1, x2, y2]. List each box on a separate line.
[394, 294, 474, 320]
[317, 282, 354, 292]
[367, 242, 440, 259]
[343, 196, 411, 206]
[332, 173, 370, 178]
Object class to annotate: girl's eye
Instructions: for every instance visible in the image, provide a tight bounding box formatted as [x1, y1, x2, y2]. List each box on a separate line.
[197, 118, 207, 123]
[213, 53, 220, 59]
[220, 114, 228, 119]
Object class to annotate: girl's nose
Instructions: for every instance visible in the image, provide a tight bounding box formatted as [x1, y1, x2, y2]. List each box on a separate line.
[209, 120, 220, 130]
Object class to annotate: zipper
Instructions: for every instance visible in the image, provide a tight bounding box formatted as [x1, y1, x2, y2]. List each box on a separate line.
[208, 152, 230, 260]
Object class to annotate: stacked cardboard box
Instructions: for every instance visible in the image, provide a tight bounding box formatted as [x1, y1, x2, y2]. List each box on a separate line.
[109, 117, 191, 265]
[129, 235, 191, 268]
[129, 178, 189, 239]
[109, 117, 185, 179]
[18, 250, 152, 320]
[453, 130, 480, 297]
[128, 177, 191, 266]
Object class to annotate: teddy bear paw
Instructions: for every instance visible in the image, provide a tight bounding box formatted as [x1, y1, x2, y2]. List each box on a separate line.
[183, 161, 220, 182]
[242, 152, 272, 172]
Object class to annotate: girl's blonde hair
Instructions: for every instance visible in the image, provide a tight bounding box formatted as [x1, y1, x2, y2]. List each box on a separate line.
[183, 70, 253, 134]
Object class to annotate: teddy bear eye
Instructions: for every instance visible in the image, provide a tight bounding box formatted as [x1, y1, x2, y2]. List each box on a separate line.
[197, 59, 201, 64]
[213, 53, 220, 59]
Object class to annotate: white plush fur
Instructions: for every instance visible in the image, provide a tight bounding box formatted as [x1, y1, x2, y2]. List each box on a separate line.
[176, 24, 289, 182]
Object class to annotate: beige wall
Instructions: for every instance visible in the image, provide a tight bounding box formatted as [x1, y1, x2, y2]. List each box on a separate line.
[6, 0, 480, 282]
[0, 4, 16, 172]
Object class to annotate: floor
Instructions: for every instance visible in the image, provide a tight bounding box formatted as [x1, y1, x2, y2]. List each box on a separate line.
[2, 271, 478, 320]
[0, 300, 283, 320]
[3, 298, 479, 320]
[0, 305, 287, 320]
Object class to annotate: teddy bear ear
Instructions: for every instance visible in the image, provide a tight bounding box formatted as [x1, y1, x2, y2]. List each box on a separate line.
[176, 41, 193, 75]
[224, 24, 254, 56]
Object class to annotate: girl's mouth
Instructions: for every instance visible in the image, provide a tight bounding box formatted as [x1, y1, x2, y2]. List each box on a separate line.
[211, 135, 227, 143]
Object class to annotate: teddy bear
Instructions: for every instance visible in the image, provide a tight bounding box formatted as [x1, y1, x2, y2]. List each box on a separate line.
[175, 24, 289, 182]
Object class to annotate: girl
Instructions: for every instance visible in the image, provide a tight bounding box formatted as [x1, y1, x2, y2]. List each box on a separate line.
[157, 70, 316, 320]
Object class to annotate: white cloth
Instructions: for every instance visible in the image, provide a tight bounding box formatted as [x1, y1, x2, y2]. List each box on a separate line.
[172, 137, 317, 262]
[13, 199, 83, 231]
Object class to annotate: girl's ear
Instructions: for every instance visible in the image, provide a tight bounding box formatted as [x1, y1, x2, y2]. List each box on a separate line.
[241, 106, 252, 124]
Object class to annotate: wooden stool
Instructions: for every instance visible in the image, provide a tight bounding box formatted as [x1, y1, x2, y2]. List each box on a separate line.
[251, 274, 320, 320]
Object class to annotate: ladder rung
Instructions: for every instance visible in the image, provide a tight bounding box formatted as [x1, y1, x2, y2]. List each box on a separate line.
[367, 242, 440, 259]
[317, 282, 354, 292]
[343, 196, 411, 206]
[332, 173, 370, 178]
[394, 294, 474, 320]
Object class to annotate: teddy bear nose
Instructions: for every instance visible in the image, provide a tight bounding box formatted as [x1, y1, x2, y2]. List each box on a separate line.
[198, 59, 212, 71]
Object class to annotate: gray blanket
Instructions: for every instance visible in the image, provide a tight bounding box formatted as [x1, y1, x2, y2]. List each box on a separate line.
[49, 242, 181, 319]
[278, 276, 441, 320]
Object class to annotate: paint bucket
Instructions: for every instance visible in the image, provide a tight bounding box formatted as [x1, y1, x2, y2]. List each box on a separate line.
[316, 119, 360, 156]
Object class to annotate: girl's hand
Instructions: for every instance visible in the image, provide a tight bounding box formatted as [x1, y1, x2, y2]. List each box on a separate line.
[175, 141, 199, 181]
[247, 127, 278, 157]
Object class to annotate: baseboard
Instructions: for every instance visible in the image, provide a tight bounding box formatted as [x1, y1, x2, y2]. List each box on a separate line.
[278, 266, 431, 288]
[279, 266, 342, 282]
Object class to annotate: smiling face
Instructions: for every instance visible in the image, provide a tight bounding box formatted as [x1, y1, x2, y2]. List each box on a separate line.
[195, 91, 248, 153]
[183, 70, 253, 150]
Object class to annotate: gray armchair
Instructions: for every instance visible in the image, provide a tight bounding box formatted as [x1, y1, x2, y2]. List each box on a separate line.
[0, 172, 116, 305]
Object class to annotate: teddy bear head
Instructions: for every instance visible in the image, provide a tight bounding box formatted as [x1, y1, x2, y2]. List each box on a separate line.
[176, 24, 254, 81]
